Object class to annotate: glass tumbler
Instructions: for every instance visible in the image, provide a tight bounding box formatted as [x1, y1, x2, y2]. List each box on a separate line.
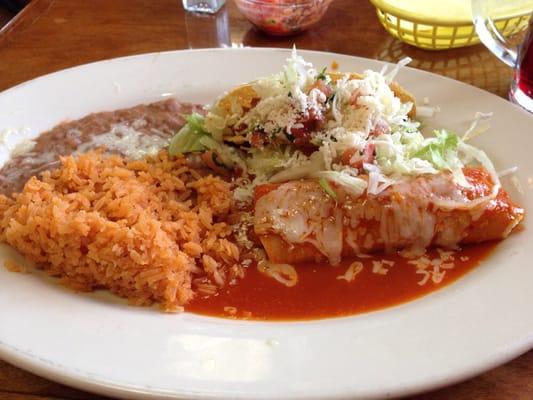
[182, 0, 225, 14]
[472, 0, 533, 112]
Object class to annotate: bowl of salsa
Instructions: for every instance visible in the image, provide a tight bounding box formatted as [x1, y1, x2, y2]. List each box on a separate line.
[234, 0, 334, 36]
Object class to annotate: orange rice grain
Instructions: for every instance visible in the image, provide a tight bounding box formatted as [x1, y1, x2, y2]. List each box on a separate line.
[0, 150, 241, 311]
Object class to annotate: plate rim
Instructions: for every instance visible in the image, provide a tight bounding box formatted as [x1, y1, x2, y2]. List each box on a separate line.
[0, 47, 532, 400]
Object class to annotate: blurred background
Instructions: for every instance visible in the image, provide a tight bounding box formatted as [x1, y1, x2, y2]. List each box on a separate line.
[0, 0, 530, 99]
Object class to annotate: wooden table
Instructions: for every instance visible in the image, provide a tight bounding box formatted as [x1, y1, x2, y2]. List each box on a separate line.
[0, 0, 531, 399]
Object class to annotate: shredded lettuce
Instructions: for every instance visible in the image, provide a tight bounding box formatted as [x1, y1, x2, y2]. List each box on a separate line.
[199, 135, 246, 171]
[319, 177, 338, 200]
[283, 47, 315, 91]
[269, 152, 324, 183]
[373, 131, 436, 177]
[373, 129, 471, 188]
[246, 148, 292, 175]
[186, 113, 206, 132]
[168, 113, 209, 155]
[316, 67, 328, 81]
[168, 113, 247, 171]
[413, 130, 459, 170]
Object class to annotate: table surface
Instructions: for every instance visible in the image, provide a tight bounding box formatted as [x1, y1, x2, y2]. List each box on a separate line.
[0, 0, 531, 399]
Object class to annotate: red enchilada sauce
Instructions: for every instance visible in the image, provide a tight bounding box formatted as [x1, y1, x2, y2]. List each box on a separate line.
[187, 242, 496, 320]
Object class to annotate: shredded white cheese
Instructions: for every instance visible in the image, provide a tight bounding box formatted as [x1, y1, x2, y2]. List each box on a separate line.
[462, 112, 493, 141]
[410, 250, 456, 286]
[372, 260, 394, 275]
[336, 261, 364, 282]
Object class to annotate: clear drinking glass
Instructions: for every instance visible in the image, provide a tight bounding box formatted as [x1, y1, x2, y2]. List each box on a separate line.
[472, 0, 533, 112]
[182, 0, 225, 14]
[184, 6, 231, 48]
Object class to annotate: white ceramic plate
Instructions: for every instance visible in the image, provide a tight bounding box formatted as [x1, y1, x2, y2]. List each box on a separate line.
[0, 49, 532, 400]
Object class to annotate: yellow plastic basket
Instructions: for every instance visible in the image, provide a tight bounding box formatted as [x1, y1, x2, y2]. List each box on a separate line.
[376, 35, 513, 97]
[370, 0, 531, 50]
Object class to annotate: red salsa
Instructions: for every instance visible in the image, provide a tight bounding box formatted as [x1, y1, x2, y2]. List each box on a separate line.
[234, 0, 333, 36]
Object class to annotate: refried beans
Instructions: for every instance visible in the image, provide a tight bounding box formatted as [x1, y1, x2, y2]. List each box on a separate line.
[0, 99, 203, 195]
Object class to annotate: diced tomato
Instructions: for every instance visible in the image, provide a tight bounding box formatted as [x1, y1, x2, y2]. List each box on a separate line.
[369, 119, 390, 137]
[341, 143, 376, 169]
[290, 109, 324, 147]
[310, 80, 333, 97]
[291, 125, 313, 147]
[307, 107, 324, 127]
[349, 90, 361, 106]
[341, 148, 358, 166]
[359, 143, 376, 168]
[250, 131, 266, 147]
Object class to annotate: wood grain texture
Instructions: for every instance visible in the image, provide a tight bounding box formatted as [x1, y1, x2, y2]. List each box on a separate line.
[0, 0, 530, 399]
[0, 393, 71, 400]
